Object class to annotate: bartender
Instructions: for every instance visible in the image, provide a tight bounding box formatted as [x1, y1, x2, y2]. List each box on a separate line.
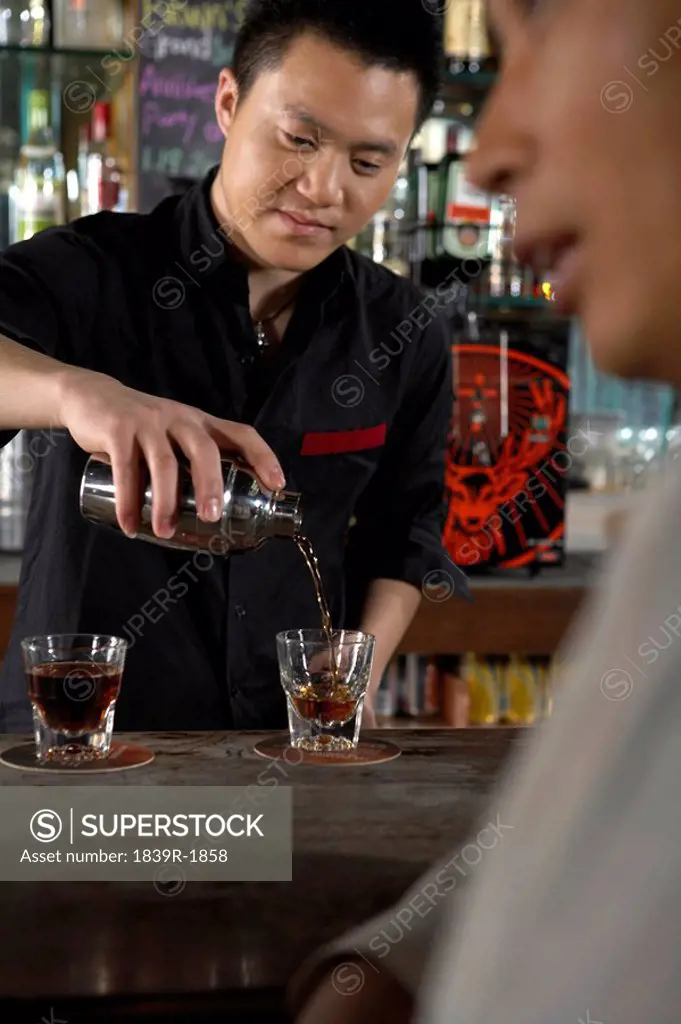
[0, 0, 466, 732]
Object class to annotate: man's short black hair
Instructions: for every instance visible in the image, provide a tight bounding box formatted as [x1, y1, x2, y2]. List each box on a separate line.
[232, 0, 442, 132]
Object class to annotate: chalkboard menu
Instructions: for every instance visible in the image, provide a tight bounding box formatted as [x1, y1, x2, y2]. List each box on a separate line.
[137, 0, 245, 212]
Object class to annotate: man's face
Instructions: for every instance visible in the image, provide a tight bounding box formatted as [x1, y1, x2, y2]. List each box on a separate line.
[468, 0, 681, 383]
[214, 32, 419, 274]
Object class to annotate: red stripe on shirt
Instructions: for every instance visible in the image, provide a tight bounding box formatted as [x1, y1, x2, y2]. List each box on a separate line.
[301, 424, 387, 456]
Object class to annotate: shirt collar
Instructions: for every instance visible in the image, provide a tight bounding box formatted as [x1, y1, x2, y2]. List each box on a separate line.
[174, 167, 353, 310]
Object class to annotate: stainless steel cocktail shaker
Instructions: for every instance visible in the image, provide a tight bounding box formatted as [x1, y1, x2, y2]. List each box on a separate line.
[79, 455, 302, 555]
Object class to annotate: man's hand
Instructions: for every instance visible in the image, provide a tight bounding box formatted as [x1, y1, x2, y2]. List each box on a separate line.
[57, 367, 285, 539]
[294, 960, 413, 1024]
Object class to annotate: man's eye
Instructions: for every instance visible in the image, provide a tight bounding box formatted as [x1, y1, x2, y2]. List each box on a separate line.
[284, 132, 316, 149]
[354, 160, 381, 175]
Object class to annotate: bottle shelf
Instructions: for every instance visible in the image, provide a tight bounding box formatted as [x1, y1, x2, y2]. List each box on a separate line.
[479, 295, 550, 308]
[435, 64, 498, 113]
[466, 295, 572, 325]
[442, 67, 497, 90]
[0, 44, 133, 98]
[0, 43, 124, 58]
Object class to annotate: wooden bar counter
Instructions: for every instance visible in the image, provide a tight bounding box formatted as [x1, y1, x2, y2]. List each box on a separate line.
[0, 728, 525, 1023]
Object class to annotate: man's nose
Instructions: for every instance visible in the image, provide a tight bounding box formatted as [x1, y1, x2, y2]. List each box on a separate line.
[295, 148, 344, 208]
[464, 67, 536, 198]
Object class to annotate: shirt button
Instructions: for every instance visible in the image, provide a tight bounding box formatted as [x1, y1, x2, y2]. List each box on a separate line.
[235, 604, 246, 618]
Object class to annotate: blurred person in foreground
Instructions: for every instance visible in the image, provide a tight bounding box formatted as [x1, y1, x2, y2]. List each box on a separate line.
[291, 1, 681, 1021]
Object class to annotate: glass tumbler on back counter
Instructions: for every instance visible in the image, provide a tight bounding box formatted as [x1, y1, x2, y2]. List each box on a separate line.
[277, 629, 375, 752]
[21, 633, 128, 765]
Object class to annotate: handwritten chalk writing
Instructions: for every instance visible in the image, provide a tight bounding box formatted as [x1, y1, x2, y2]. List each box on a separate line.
[141, 0, 244, 32]
[140, 145, 185, 176]
[139, 64, 216, 103]
[211, 36, 234, 67]
[185, 150, 219, 178]
[203, 122, 223, 144]
[138, 0, 244, 210]
[140, 145, 218, 180]
[141, 101, 199, 143]
[152, 29, 213, 62]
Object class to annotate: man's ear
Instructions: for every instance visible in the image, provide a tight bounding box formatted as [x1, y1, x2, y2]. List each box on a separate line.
[215, 67, 240, 139]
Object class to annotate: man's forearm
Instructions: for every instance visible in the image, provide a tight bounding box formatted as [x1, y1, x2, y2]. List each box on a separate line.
[359, 578, 422, 701]
[0, 336, 72, 430]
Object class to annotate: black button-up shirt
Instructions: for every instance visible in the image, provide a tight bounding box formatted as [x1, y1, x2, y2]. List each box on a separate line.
[0, 170, 466, 732]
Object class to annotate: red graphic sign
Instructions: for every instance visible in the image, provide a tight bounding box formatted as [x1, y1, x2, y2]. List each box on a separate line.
[445, 344, 570, 569]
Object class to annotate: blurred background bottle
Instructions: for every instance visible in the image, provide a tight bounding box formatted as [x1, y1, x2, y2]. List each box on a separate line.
[0, 0, 50, 46]
[505, 654, 541, 725]
[53, 0, 124, 49]
[9, 89, 65, 243]
[442, 126, 495, 261]
[0, 125, 18, 249]
[465, 653, 499, 724]
[80, 100, 128, 216]
[444, 0, 492, 74]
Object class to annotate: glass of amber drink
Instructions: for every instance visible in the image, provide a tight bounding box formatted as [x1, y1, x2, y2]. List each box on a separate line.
[277, 629, 375, 752]
[21, 634, 128, 765]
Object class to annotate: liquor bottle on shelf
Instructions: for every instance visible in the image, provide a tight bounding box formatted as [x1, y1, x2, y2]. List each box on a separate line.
[0, 127, 18, 251]
[355, 157, 410, 276]
[406, 143, 428, 266]
[505, 655, 540, 725]
[464, 654, 499, 725]
[437, 655, 470, 727]
[489, 195, 527, 298]
[423, 658, 441, 717]
[444, 0, 493, 75]
[53, 0, 124, 50]
[432, 123, 459, 259]
[0, 0, 50, 46]
[425, 165, 442, 261]
[76, 121, 90, 216]
[535, 656, 554, 720]
[490, 655, 510, 723]
[399, 654, 423, 717]
[81, 101, 128, 215]
[9, 90, 65, 243]
[442, 126, 495, 261]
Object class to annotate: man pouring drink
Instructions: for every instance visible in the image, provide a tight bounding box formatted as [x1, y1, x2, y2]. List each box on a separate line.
[0, 0, 466, 734]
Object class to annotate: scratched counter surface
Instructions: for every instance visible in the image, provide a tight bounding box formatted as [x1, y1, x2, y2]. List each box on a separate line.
[0, 729, 524, 1023]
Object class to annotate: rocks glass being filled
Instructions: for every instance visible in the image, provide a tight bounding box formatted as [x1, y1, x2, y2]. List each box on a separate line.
[277, 629, 375, 752]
